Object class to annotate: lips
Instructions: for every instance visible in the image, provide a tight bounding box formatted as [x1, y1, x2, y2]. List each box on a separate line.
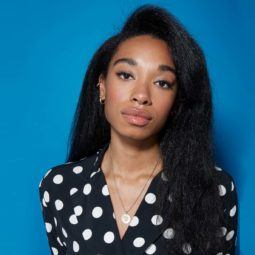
[121, 107, 153, 120]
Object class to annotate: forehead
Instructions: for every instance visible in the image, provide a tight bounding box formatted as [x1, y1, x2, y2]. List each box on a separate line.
[111, 35, 174, 66]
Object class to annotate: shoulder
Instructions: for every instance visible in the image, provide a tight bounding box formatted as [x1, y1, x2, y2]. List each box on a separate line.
[214, 165, 238, 224]
[214, 165, 238, 249]
[38, 149, 102, 201]
[214, 165, 237, 200]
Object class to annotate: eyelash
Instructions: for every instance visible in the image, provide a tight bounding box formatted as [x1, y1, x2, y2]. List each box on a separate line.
[116, 71, 174, 89]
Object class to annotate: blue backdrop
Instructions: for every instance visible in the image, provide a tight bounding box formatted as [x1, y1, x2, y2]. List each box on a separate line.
[0, 0, 253, 254]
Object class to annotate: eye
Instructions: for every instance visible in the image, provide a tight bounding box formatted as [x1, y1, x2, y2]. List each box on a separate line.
[116, 71, 175, 89]
[155, 80, 175, 89]
[116, 71, 133, 80]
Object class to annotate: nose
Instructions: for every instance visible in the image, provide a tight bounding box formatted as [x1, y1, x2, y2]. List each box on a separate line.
[131, 83, 152, 105]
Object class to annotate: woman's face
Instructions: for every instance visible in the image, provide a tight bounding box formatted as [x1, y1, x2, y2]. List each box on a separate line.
[99, 35, 177, 141]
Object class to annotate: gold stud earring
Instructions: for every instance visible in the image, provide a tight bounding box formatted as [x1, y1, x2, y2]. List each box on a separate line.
[99, 96, 105, 104]
[97, 82, 105, 104]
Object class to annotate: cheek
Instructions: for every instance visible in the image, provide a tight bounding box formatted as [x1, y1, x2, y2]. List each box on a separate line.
[103, 84, 127, 123]
[105, 83, 128, 112]
[154, 96, 175, 124]
[107, 85, 126, 102]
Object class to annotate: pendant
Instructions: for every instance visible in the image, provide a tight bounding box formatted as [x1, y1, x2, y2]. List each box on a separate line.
[121, 213, 131, 224]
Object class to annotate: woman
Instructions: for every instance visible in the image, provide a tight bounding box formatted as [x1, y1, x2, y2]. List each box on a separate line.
[39, 4, 238, 255]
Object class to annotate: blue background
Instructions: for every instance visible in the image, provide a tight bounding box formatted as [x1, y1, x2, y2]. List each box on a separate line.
[0, 0, 254, 254]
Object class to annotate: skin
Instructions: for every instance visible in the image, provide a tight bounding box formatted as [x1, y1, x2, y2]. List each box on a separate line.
[97, 35, 178, 239]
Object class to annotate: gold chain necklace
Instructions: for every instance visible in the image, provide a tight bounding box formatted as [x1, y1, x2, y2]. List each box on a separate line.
[109, 147, 161, 225]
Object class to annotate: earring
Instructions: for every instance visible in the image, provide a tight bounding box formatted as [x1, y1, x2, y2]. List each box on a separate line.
[99, 96, 105, 104]
[97, 82, 105, 104]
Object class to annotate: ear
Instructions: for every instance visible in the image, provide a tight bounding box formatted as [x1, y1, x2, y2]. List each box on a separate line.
[98, 73, 106, 96]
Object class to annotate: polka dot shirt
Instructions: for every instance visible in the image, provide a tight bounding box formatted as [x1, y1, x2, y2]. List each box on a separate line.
[38, 143, 238, 254]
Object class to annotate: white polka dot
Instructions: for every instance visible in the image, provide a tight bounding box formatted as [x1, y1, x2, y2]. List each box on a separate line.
[104, 231, 115, 243]
[73, 166, 83, 174]
[161, 171, 168, 182]
[45, 222, 52, 233]
[215, 166, 222, 171]
[130, 216, 139, 227]
[231, 181, 234, 191]
[145, 193, 156, 204]
[151, 215, 163, 226]
[182, 242, 192, 254]
[62, 227, 68, 238]
[73, 241, 80, 252]
[74, 205, 83, 216]
[57, 237, 63, 246]
[53, 174, 63, 184]
[217, 226, 227, 237]
[133, 237, 145, 247]
[90, 171, 99, 178]
[51, 247, 58, 255]
[218, 184, 226, 196]
[145, 243, 156, 254]
[83, 183, 92, 195]
[43, 191, 50, 203]
[63, 241, 66, 246]
[168, 193, 173, 202]
[226, 230, 235, 241]
[54, 217, 57, 227]
[216, 253, 223, 255]
[92, 206, 103, 218]
[82, 228, 92, 240]
[163, 228, 175, 239]
[113, 212, 115, 219]
[70, 187, 78, 196]
[230, 205, 236, 217]
[55, 199, 64, 211]
[90, 166, 100, 176]
[102, 184, 109, 196]
[69, 214, 78, 224]
[42, 198, 47, 207]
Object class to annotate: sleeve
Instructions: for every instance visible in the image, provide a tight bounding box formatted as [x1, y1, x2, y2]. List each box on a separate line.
[220, 171, 239, 255]
[38, 176, 67, 255]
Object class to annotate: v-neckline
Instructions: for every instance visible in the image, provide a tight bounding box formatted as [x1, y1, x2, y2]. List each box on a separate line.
[96, 143, 163, 244]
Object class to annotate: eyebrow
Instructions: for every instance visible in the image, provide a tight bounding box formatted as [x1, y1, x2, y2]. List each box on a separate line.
[113, 57, 176, 75]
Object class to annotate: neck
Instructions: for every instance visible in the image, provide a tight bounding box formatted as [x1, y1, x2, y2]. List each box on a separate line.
[101, 137, 163, 181]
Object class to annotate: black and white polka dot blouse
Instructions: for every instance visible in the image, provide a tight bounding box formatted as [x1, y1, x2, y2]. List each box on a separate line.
[38, 143, 238, 254]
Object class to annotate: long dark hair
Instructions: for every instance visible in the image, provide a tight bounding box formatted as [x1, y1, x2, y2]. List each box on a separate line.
[66, 4, 227, 254]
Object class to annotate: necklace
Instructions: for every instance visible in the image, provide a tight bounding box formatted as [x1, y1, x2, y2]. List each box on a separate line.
[109, 147, 161, 225]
